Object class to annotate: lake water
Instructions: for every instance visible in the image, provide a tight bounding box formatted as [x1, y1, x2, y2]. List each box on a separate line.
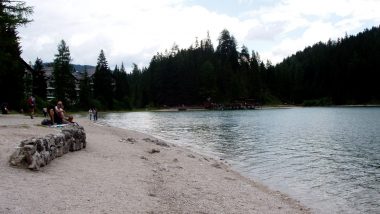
[101, 107, 380, 214]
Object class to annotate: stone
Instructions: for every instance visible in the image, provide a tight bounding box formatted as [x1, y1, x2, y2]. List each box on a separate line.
[9, 148, 26, 167]
[9, 124, 87, 171]
[211, 163, 222, 169]
[155, 141, 169, 147]
[187, 154, 196, 158]
[23, 145, 36, 155]
[148, 148, 160, 154]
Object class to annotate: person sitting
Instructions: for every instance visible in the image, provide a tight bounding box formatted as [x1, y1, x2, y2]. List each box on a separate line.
[55, 101, 74, 124]
[47, 101, 74, 125]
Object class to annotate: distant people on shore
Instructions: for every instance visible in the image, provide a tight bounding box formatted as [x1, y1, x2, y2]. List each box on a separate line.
[27, 95, 35, 119]
[93, 108, 98, 121]
[88, 107, 98, 121]
[88, 108, 93, 120]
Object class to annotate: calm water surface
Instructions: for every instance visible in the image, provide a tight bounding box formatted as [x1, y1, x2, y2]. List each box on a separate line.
[101, 107, 380, 214]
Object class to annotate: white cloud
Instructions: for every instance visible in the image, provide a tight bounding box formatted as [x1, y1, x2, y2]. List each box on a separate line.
[20, 0, 246, 69]
[19, 0, 380, 69]
[245, 0, 380, 63]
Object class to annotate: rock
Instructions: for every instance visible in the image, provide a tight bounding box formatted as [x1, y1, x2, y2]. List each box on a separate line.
[143, 138, 153, 142]
[23, 145, 36, 155]
[187, 154, 196, 158]
[143, 138, 169, 147]
[127, 138, 136, 143]
[9, 148, 26, 167]
[148, 193, 156, 197]
[120, 138, 136, 144]
[155, 141, 169, 147]
[148, 149, 160, 154]
[9, 124, 86, 171]
[211, 163, 222, 169]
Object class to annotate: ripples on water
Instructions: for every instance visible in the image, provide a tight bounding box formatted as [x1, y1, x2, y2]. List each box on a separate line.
[102, 107, 380, 214]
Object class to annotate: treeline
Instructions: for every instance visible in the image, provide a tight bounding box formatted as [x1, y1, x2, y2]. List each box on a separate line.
[128, 26, 380, 108]
[2, 0, 379, 111]
[29, 26, 380, 110]
[128, 30, 274, 108]
[272, 26, 380, 105]
[76, 29, 273, 110]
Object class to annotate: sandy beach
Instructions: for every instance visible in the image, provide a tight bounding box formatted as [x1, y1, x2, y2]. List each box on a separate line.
[0, 114, 310, 214]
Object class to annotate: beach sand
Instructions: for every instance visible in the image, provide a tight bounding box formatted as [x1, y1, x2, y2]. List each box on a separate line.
[0, 114, 310, 214]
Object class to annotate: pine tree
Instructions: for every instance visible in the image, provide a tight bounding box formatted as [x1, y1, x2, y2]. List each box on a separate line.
[202, 31, 214, 52]
[0, 0, 33, 109]
[53, 40, 76, 105]
[79, 66, 91, 108]
[93, 50, 113, 109]
[216, 29, 239, 69]
[32, 58, 47, 99]
[114, 62, 129, 103]
[216, 29, 239, 101]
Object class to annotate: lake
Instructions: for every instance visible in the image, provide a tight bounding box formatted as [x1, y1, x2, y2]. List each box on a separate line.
[101, 107, 380, 214]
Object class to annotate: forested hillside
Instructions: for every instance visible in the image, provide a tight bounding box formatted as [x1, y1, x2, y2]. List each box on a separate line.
[272, 26, 380, 105]
[128, 26, 380, 108]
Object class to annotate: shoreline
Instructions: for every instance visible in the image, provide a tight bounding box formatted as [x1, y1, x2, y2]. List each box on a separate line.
[0, 114, 310, 213]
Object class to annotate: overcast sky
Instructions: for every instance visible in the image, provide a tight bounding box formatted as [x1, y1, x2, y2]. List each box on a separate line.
[19, 0, 380, 71]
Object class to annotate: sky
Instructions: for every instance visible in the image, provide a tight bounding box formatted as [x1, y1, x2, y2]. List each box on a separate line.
[19, 0, 380, 71]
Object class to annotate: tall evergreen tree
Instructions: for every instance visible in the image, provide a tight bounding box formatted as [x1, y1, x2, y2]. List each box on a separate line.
[216, 29, 239, 69]
[0, 0, 33, 109]
[113, 62, 129, 105]
[129, 63, 144, 107]
[199, 60, 217, 99]
[216, 29, 239, 101]
[79, 66, 91, 108]
[93, 50, 113, 109]
[32, 58, 47, 99]
[249, 51, 263, 99]
[53, 40, 76, 105]
[201, 31, 214, 52]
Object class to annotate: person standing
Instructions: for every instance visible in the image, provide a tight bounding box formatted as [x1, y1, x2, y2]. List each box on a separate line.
[93, 108, 98, 121]
[27, 95, 35, 119]
[88, 108, 93, 120]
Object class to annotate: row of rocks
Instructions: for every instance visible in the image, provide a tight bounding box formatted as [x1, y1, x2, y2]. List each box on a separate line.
[9, 125, 86, 170]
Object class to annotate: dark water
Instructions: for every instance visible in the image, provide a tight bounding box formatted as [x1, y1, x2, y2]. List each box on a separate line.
[101, 107, 380, 214]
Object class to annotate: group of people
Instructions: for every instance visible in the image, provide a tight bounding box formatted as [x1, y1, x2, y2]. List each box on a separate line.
[88, 108, 98, 121]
